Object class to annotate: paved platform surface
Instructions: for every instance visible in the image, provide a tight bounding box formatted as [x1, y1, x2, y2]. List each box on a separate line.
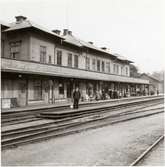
[2, 95, 158, 113]
[2, 112, 164, 166]
[2, 98, 163, 133]
[137, 139, 164, 166]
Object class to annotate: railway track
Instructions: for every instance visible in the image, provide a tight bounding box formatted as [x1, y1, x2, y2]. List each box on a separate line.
[2, 95, 162, 126]
[1, 96, 164, 150]
[129, 135, 164, 166]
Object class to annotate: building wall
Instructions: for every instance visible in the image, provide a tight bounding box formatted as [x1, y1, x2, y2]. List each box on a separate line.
[30, 35, 55, 63]
[2, 30, 131, 77]
[3, 31, 30, 60]
[140, 75, 160, 94]
[54, 45, 82, 67]
[1, 78, 27, 107]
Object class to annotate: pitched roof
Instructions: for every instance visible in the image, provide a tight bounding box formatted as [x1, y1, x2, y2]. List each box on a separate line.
[62, 34, 83, 47]
[140, 73, 161, 82]
[0, 20, 10, 28]
[63, 34, 116, 58]
[4, 20, 63, 39]
[113, 53, 133, 63]
[2, 16, 132, 63]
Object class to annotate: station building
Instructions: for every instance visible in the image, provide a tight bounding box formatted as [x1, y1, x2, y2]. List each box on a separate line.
[1, 16, 149, 109]
[140, 73, 164, 94]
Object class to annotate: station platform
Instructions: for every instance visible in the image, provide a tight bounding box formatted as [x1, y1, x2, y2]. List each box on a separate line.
[2, 95, 162, 114]
[2, 95, 163, 133]
[39, 95, 163, 118]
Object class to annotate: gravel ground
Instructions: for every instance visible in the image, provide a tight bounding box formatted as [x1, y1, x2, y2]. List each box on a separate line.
[137, 139, 164, 166]
[2, 112, 164, 166]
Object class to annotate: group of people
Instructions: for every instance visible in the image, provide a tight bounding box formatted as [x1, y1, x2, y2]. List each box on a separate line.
[95, 89, 132, 101]
[72, 87, 160, 109]
[72, 87, 128, 109]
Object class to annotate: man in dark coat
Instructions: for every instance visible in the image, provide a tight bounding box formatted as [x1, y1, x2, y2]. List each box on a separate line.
[73, 87, 81, 109]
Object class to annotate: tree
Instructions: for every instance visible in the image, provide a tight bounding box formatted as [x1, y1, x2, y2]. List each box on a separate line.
[151, 70, 164, 81]
[130, 64, 140, 78]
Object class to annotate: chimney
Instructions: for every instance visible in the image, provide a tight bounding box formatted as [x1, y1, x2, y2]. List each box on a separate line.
[52, 29, 61, 35]
[101, 47, 107, 50]
[15, 15, 27, 23]
[68, 30, 72, 36]
[88, 41, 93, 45]
[63, 29, 69, 36]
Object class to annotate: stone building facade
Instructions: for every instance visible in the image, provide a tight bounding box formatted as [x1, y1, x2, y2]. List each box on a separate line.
[1, 16, 149, 109]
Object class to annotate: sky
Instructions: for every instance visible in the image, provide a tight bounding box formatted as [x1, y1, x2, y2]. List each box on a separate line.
[0, 0, 164, 73]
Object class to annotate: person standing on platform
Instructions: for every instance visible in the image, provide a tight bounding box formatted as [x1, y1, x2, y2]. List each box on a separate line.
[73, 87, 81, 109]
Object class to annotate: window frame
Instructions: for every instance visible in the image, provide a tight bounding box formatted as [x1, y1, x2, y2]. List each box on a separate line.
[9, 41, 22, 59]
[48, 55, 52, 64]
[126, 67, 128, 76]
[113, 64, 116, 74]
[97, 59, 101, 72]
[33, 80, 43, 100]
[59, 81, 64, 95]
[40, 45, 47, 63]
[74, 54, 79, 68]
[86, 57, 90, 70]
[57, 50, 62, 66]
[106, 62, 111, 73]
[102, 61, 105, 72]
[92, 58, 96, 71]
[116, 64, 119, 74]
[68, 53, 73, 67]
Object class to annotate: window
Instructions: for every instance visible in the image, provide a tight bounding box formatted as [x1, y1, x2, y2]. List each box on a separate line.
[33, 80, 42, 100]
[68, 53, 72, 67]
[48, 55, 52, 64]
[97, 60, 100, 72]
[92, 59, 96, 71]
[57, 50, 62, 65]
[106, 62, 111, 73]
[10, 41, 21, 59]
[121, 66, 123, 75]
[102, 61, 105, 72]
[74, 55, 79, 68]
[113, 64, 116, 74]
[1, 40, 4, 57]
[40, 46, 46, 63]
[116, 65, 119, 74]
[126, 67, 128, 76]
[59, 81, 64, 95]
[86, 57, 90, 70]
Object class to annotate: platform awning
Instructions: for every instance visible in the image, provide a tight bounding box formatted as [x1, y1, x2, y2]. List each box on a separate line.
[2, 58, 149, 84]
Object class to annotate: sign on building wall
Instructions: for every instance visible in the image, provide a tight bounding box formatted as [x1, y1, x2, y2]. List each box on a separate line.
[2, 98, 11, 109]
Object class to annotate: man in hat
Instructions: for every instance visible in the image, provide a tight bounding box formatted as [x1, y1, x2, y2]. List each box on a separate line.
[73, 87, 81, 109]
